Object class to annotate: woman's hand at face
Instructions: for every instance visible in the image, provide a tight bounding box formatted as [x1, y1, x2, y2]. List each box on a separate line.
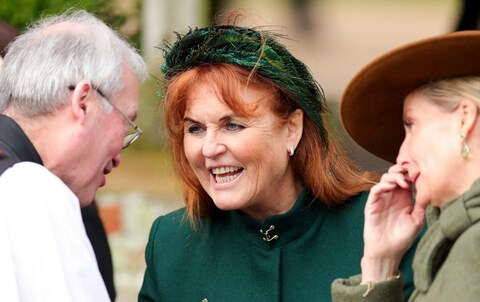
[360, 164, 426, 283]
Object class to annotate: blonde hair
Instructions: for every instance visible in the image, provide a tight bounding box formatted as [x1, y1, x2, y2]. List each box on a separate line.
[415, 76, 480, 112]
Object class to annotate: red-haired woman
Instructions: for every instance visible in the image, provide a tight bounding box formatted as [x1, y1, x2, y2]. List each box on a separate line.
[139, 25, 420, 302]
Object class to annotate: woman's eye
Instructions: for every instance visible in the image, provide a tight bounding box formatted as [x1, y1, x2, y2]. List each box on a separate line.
[225, 122, 245, 131]
[186, 124, 204, 134]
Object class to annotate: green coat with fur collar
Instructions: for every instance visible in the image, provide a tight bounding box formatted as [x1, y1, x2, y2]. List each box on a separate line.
[139, 189, 418, 302]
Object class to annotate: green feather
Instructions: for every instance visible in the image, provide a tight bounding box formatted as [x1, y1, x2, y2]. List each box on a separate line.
[159, 25, 329, 145]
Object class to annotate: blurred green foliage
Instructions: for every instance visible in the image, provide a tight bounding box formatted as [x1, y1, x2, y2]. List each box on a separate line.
[0, 0, 141, 48]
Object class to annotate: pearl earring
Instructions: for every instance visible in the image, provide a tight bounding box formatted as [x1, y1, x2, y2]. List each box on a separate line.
[288, 146, 295, 156]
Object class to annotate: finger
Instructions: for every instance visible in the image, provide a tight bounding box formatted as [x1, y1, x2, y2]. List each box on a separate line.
[367, 180, 413, 210]
[371, 180, 398, 194]
[386, 164, 412, 187]
[379, 172, 411, 190]
[387, 164, 405, 173]
[367, 182, 402, 208]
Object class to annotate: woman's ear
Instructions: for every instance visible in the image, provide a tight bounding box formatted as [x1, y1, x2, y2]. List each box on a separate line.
[458, 99, 479, 136]
[286, 108, 304, 149]
[70, 80, 94, 125]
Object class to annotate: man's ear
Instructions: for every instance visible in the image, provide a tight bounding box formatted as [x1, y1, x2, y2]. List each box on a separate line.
[70, 80, 94, 125]
[286, 108, 304, 149]
[458, 99, 478, 137]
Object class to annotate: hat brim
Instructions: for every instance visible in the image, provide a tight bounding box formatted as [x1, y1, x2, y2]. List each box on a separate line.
[340, 30, 480, 163]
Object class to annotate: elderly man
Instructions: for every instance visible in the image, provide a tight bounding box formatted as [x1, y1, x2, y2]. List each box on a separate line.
[0, 10, 147, 301]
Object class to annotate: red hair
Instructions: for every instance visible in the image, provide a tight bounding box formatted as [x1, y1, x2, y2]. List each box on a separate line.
[163, 63, 378, 226]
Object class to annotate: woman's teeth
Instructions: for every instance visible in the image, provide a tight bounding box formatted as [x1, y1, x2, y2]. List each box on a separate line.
[211, 166, 243, 183]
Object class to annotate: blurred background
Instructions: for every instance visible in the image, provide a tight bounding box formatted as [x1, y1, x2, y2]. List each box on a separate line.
[0, 0, 476, 300]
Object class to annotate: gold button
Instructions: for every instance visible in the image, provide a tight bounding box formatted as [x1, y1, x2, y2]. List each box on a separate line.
[260, 224, 279, 242]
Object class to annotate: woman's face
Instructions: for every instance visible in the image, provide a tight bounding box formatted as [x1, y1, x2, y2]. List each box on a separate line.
[183, 82, 302, 220]
[397, 93, 465, 208]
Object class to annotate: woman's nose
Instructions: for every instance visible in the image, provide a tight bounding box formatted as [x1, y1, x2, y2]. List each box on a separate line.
[202, 132, 226, 158]
[396, 140, 409, 168]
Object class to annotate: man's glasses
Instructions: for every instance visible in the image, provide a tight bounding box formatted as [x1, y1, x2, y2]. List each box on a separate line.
[69, 85, 142, 149]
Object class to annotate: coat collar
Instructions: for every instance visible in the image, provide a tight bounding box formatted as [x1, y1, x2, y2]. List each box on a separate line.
[413, 178, 480, 292]
[230, 188, 324, 249]
[0, 114, 42, 164]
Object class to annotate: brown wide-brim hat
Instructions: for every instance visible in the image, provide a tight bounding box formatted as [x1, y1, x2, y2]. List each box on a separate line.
[341, 30, 480, 163]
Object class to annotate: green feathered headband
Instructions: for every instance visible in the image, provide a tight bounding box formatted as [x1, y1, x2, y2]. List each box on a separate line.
[161, 25, 328, 144]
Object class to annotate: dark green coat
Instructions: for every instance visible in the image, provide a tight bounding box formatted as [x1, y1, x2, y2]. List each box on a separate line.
[139, 189, 417, 301]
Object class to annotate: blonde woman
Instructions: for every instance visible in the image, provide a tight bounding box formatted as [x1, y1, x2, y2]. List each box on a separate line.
[333, 31, 480, 301]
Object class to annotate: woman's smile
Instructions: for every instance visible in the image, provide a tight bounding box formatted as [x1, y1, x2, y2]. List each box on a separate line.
[211, 166, 244, 183]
